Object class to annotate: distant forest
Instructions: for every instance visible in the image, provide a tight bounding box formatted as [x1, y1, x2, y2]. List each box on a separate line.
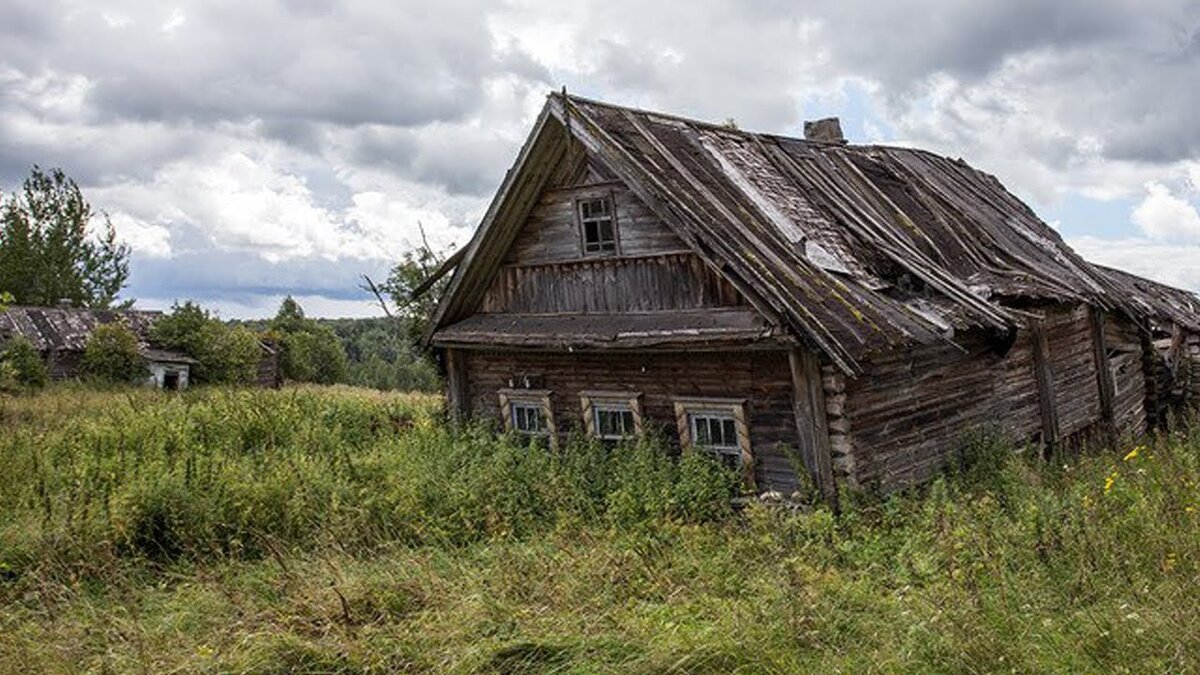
[232, 315, 440, 393]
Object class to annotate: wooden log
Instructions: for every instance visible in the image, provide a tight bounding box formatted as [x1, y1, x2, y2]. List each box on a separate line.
[789, 349, 838, 508]
[1089, 308, 1117, 448]
[1140, 328, 1161, 432]
[1030, 318, 1061, 454]
[445, 348, 469, 424]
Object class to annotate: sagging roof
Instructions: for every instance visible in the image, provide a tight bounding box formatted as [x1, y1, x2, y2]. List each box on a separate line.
[0, 306, 162, 351]
[430, 92, 1200, 374]
[1098, 266, 1200, 333]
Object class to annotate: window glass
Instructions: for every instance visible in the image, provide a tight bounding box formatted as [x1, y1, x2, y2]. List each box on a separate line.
[511, 402, 545, 434]
[595, 405, 635, 439]
[689, 412, 741, 468]
[579, 197, 616, 255]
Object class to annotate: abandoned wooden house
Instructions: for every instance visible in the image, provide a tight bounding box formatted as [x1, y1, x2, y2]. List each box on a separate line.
[0, 305, 283, 390]
[421, 92, 1200, 498]
[0, 305, 197, 389]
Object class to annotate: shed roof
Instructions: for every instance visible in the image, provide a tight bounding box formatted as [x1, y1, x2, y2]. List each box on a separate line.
[431, 92, 1200, 374]
[0, 306, 162, 351]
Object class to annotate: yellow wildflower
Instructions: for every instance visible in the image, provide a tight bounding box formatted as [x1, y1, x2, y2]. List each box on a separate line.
[1104, 472, 1117, 493]
[1123, 447, 1140, 462]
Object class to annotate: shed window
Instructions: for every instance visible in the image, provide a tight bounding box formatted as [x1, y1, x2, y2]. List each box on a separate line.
[580, 391, 644, 441]
[673, 398, 753, 485]
[499, 389, 558, 449]
[578, 197, 616, 255]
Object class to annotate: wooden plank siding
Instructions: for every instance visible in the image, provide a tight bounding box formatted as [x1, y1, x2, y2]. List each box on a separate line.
[505, 182, 686, 265]
[480, 174, 744, 316]
[461, 349, 805, 494]
[480, 253, 745, 314]
[836, 304, 1148, 493]
[1105, 315, 1148, 435]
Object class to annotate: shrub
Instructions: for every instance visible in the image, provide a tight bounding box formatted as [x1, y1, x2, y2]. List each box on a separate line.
[280, 325, 348, 384]
[0, 335, 47, 390]
[152, 301, 262, 384]
[81, 322, 145, 383]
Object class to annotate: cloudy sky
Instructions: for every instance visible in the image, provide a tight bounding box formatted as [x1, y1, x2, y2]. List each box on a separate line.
[2, 0, 1198, 317]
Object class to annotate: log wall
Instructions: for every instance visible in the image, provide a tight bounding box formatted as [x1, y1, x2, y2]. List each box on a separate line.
[461, 349, 803, 493]
[837, 304, 1148, 493]
[1189, 336, 1200, 408]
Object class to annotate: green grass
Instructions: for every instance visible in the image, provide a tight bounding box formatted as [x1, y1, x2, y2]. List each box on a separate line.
[1, 385, 1198, 673]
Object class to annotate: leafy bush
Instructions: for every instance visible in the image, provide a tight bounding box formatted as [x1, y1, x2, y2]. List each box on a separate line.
[269, 297, 349, 384]
[81, 322, 145, 383]
[151, 301, 262, 384]
[0, 335, 47, 390]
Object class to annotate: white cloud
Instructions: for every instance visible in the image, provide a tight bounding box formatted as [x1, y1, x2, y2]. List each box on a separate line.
[105, 212, 172, 258]
[1069, 235, 1200, 293]
[4, 0, 1200, 314]
[1131, 182, 1200, 242]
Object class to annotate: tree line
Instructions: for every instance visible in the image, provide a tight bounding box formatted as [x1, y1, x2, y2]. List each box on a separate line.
[0, 166, 443, 393]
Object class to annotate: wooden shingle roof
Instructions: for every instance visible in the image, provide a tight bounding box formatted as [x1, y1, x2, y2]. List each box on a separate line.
[431, 92, 1200, 375]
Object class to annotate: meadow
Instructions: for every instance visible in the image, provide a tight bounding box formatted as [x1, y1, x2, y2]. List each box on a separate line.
[0, 385, 1197, 673]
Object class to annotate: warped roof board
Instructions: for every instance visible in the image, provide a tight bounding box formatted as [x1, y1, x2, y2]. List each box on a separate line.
[434, 308, 785, 351]
[430, 92, 1200, 375]
[1097, 265, 1200, 333]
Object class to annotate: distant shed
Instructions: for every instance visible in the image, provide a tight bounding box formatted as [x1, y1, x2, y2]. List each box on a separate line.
[422, 92, 1200, 500]
[0, 305, 278, 390]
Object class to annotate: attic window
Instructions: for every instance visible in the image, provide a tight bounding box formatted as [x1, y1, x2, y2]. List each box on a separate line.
[578, 196, 617, 255]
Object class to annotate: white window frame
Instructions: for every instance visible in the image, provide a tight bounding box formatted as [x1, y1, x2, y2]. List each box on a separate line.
[576, 195, 618, 256]
[498, 389, 558, 449]
[673, 397, 754, 487]
[580, 390, 643, 441]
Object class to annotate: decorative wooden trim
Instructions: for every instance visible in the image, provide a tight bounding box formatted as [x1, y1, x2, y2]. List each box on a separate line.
[1030, 317, 1060, 453]
[579, 390, 644, 437]
[497, 388, 558, 449]
[500, 250, 696, 271]
[1089, 308, 1117, 447]
[672, 397, 754, 489]
[789, 349, 838, 507]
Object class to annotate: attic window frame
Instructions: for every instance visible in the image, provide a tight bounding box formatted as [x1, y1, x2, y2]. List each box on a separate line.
[580, 390, 644, 441]
[498, 388, 558, 449]
[673, 397, 754, 488]
[575, 194, 619, 257]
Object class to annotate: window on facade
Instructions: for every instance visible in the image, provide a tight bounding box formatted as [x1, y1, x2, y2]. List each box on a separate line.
[580, 391, 643, 442]
[673, 398, 753, 485]
[689, 412, 741, 468]
[595, 404, 636, 439]
[499, 388, 557, 448]
[578, 197, 616, 255]
[511, 401, 546, 434]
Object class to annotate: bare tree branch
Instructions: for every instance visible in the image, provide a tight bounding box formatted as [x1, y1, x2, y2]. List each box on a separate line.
[359, 274, 394, 319]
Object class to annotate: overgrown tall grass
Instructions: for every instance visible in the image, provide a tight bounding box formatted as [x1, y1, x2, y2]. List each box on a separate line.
[1, 385, 1198, 673]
